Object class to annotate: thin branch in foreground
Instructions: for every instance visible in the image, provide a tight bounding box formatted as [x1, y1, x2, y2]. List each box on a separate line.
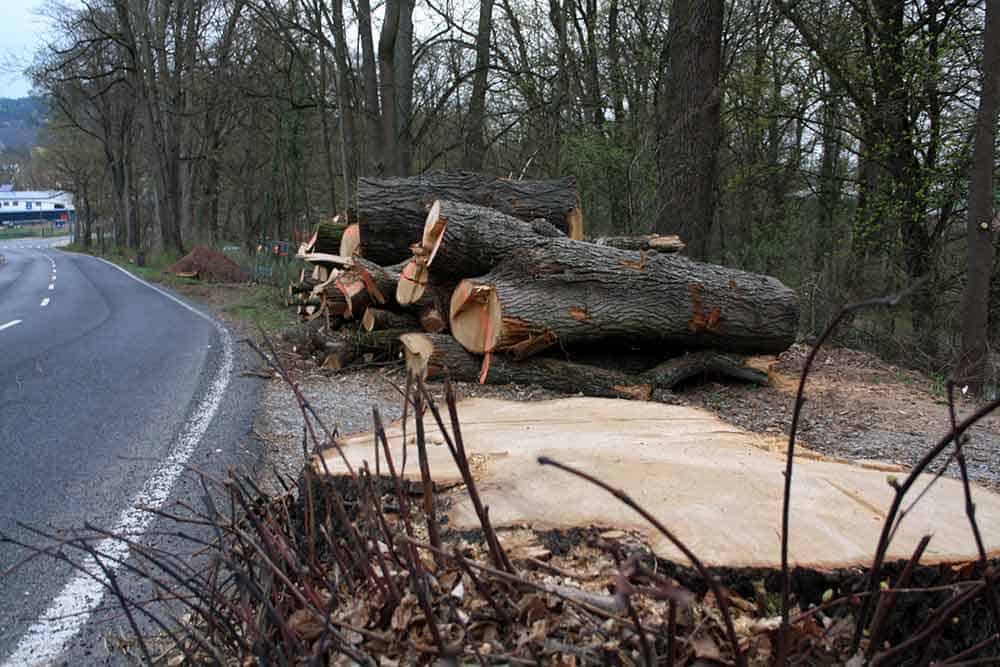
[536, 455, 746, 667]
[779, 279, 928, 664]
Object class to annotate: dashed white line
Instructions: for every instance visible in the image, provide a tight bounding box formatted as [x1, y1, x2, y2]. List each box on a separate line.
[47, 283, 54, 290]
[40, 297, 49, 307]
[4, 258, 234, 667]
[0, 319, 21, 331]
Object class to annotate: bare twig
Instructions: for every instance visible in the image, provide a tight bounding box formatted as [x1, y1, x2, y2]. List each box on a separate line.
[537, 456, 745, 667]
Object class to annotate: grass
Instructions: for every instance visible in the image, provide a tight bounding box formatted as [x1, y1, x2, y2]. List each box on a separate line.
[0, 223, 65, 240]
[222, 285, 299, 333]
[63, 243, 297, 334]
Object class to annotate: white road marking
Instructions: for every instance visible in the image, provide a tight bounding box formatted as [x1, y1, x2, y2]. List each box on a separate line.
[47, 284, 54, 290]
[0, 319, 21, 331]
[40, 298, 49, 307]
[4, 258, 234, 667]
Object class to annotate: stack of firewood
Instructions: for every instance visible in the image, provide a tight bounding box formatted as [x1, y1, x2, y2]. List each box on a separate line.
[284, 171, 800, 397]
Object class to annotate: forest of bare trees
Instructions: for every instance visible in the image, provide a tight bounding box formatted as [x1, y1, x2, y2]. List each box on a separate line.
[16, 0, 1000, 389]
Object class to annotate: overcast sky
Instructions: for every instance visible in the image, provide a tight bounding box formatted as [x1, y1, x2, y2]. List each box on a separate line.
[0, 0, 56, 98]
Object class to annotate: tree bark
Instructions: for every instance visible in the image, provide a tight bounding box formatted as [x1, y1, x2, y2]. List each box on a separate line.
[449, 238, 799, 356]
[411, 333, 652, 400]
[357, 172, 583, 264]
[362, 307, 419, 332]
[416, 200, 566, 280]
[958, 0, 1000, 393]
[355, 0, 382, 173]
[654, 0, 724, 260]
[463, 0, 495, 169]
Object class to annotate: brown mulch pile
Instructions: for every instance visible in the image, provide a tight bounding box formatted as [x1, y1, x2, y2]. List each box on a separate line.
[167, 245, 249, 283]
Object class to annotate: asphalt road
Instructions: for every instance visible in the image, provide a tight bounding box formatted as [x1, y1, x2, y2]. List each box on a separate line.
[0, 238, 262, 665]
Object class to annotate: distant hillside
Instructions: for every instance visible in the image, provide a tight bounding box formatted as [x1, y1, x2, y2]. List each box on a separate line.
[0, 98, 47, 151]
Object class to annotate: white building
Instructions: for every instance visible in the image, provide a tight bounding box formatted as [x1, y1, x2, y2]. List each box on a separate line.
[0, 187, 75, 225]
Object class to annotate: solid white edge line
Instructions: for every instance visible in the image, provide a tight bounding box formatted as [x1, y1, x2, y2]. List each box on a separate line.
[0, 319, 21, 331]
[3, 257, 234, 667]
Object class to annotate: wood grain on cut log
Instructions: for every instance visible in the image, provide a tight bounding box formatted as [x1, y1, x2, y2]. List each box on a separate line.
[403, 333, 652, 400]
[332, 259, 403, 318]
[339, 223, 360, 257]
[449, 237, 799, 356]
[419, 306, 447, 333]
[356, 172, 583, 264]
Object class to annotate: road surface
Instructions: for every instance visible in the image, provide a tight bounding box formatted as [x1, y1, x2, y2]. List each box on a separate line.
[0, 237, 262, 664]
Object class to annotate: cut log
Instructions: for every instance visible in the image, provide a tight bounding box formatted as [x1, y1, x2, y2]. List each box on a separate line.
[300, 253, 355, 269]
[362, 307, 419, 332]
[593, 234, 686, 253]
[395, 201, 564, 305]
[320, 340, 358, 371]
[419, 306, 447, 333]
[356, 172, 583, 264]
[400, 332, 435, 379]
[641, 351, 769, 389]
[311, 328, 411, 370]
[330, 259, 403, 319]
[420, 199, 564, 274]
[307, 216, 347, 254]
[404, 333, 652, 400]
[339, 223, 361, 257]
[449, 238, 799, 356]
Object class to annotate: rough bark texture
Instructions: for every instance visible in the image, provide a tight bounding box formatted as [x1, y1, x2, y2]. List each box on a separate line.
[958, 0, 1000, 393]
[592, 234, 685, 253]
[309, 218, 347, 254]
[356, 172, 583, 263]
[642, 351, 768, 389]
[654, 0, 724, 260]
[362, 307, 419, 332]
[417, 333, 652, 400]
[453, 237, 799, 355]
[423, 200, 566, 279]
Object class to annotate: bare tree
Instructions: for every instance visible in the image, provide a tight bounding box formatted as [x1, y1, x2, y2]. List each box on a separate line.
[655, 0, 725, 259]
[462, 0, 494, 170]
[958, 0, 1000, 393]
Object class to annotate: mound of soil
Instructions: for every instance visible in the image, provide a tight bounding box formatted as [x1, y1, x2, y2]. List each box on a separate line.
[167, 246, 249, 283]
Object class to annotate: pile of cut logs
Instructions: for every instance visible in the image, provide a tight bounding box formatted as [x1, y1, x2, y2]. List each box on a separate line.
[285, 171, 800, 398]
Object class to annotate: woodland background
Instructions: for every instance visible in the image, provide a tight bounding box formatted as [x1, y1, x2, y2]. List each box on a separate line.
[2, 0, 998, 386]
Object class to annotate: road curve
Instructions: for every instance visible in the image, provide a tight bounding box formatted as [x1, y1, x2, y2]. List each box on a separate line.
[0, 239, 262, 664]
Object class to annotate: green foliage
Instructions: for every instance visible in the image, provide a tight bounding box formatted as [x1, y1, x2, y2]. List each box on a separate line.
[562, 129, 656, 235]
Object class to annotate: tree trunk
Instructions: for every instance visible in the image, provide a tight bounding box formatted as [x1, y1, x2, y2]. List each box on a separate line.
[362, 307, 419, 332]
[328, 0, 356, 206]
[958, 0, 1000, 393]
[654, 0, 724, 260]
[355, 0, 382, 173]
[463, 0, 494, 169]
[378, 0, 400, 175]
[413, 200, 566, 281]
[409, 333, 653, 400]
[357, 172, 583, 264]
[449, 238, 799, 356]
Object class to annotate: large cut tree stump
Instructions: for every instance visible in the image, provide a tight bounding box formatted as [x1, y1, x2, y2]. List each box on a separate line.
[356, 172, 583, 264]
[449, 238, 799, 356]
